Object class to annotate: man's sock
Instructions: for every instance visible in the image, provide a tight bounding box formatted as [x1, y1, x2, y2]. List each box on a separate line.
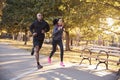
[37, 62, 40, 65]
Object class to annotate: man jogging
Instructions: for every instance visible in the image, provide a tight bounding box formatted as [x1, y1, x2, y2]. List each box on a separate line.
[30, 13, 50, 69]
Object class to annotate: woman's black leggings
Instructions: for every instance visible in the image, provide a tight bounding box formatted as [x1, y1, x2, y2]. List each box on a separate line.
[49, 39, 64, 62]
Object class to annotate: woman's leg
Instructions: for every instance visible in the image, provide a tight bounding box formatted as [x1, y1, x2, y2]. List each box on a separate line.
[48, 40, 57, 63]
[58, 40, 64, 62]
[49, 40, 57, 58]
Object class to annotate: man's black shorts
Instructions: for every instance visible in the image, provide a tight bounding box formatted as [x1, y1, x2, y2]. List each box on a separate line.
[33, 37, 44, 48]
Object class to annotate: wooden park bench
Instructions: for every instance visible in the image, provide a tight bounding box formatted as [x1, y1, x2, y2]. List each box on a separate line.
[91, 46, 120, 69]
[80, 45, 120, 80]
[80, 45, 120, 69]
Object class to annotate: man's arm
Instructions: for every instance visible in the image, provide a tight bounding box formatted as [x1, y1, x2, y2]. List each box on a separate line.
[44, 22, 50, 33]
[30, 23, 34, 34]
[30, 23, 37, 36]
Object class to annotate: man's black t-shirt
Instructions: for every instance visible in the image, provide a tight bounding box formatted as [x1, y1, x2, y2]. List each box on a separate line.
[30, 20, 50, 39]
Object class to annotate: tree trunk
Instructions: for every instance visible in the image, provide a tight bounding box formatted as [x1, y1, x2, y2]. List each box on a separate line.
[65, 31, 70, 51]
[70, 38, 73, 46]
[103, 40, 105, 46]
[86, 40, 89, 45]
[12, 33, 15, 40]
[24, 29, 28, 45]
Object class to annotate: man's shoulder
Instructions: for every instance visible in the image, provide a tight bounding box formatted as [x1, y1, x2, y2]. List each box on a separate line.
[31, 20, 37, 25]
[33, 20, 49, 25]
[42, 20, 48, 24]
[34, 20, 38, 23]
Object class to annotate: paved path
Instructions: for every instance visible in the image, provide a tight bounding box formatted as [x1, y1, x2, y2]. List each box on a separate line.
[0, 42, 118, 80]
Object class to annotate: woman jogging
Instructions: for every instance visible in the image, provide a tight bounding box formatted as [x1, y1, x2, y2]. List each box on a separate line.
[48, 18, 65, 66]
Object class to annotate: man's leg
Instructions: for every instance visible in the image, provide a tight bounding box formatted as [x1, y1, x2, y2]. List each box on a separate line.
[34, 45, 43, 69]
[31, 47, 34, 56]
[35, 39, 44, 69]
[35, 46, 40, 64]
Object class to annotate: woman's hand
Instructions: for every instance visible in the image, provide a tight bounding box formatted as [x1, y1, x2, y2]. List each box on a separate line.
[58, 27, 62, 30]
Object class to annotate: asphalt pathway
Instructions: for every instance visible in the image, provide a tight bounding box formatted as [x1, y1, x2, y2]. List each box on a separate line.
[0, 42, 118, 80]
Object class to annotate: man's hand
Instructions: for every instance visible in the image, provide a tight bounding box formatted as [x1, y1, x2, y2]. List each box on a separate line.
[33, 33, 37, 36]
[41, 30, 45, 33]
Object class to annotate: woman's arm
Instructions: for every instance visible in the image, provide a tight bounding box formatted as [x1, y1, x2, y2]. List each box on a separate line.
[53, 26, 63, 35]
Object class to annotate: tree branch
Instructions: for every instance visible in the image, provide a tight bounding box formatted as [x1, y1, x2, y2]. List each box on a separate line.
[104, 2, 120, 11]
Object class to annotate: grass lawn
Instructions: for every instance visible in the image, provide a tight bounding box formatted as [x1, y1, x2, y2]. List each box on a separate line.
[0, 39, 119, 72]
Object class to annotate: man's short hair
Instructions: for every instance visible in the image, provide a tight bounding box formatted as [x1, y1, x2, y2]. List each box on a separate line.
[37, 13, 43, 17]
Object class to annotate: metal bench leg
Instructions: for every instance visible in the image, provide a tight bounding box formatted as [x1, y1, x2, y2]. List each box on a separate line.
[117, 59, 120, 65]
[89, 58, 92, 65]
[79, 58, 86, 65]
[117, 69, 120, 75]
[95, 62, 101, 69]
[105, 62, 108, 70]
[79, 58, 91, 65]
[96, 61, 108, 69]
[116, 69, 120, 80]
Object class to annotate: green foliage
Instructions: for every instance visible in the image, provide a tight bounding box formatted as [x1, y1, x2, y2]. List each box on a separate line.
[1, 0, 120, 41]
[60, 0, 120, 40]
[1, 0, 62, 33]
